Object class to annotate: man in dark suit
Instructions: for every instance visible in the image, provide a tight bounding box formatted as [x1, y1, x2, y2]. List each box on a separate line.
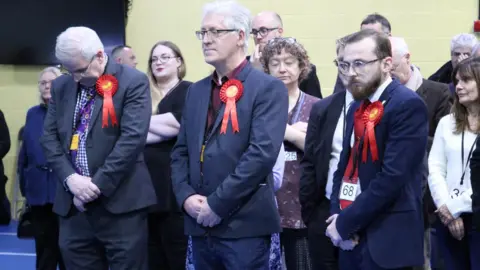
[326, 29, 428, 270]
[171, 1, 287, 269]
[300, 36, 353, 270]
[40, 26, 156, 270]
[249, 10, 323, 98]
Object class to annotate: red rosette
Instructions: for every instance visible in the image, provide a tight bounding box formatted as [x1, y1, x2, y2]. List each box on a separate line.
[95, 74, 119, 128]
[361, 101, 384, 162]
[219, 79, 243, 134]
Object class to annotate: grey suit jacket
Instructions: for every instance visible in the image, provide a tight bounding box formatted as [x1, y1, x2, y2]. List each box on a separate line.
[40, 60, 156, 216]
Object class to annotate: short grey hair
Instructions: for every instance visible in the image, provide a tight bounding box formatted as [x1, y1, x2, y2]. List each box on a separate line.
[450, 33, 478, 52]
[389, 36, 410, 57]
[55, 26, 104, 63]
[202, 0, 252, 53]
[38, 66, 62, 103]
[38, 66, 62, 81]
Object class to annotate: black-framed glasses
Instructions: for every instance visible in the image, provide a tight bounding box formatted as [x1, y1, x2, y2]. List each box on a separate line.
[150, 55, 176, 64]
[195, 29, 237, 40]
[337, 59, 381, 75]
[251, 27, 278, 37]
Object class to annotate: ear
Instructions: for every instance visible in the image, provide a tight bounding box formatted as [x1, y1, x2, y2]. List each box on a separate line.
[278, 27, 284, 34]
[237, 30, 246, 47]
[405, 53, 411, 65]
[382, 56, 393, 72]
[175, 57, 182, 68]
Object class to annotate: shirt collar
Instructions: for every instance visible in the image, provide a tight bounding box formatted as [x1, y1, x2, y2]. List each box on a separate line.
[212, 59, 248, 86]
[368, 76, 392, 102]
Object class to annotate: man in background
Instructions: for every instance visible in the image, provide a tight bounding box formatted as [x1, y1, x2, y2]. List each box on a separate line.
[111, 45, 138, 68]
[250, 11, 323, 98]
[334, 13, 392, 93]
[390, 36, 452, 270]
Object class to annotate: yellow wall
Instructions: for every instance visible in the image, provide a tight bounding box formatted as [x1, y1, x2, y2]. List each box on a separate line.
[1, 0, 477, 207]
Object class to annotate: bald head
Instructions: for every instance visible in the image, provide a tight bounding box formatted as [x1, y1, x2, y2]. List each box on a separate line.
[388, 36, 412, 85]
[111, 45, 138, 68]
[254, 11, 283, 27]
[252, 11, 284, 50]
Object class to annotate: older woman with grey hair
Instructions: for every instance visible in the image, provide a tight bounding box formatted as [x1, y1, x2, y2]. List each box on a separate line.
[17, 66, 66, 270]
[429, 33, 478, 95]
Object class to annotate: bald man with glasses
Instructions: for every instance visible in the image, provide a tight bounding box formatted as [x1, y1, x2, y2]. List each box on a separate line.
[249, 11, 323, 99]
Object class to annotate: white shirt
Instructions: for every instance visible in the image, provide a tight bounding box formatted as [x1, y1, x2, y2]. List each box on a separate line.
[428, 114, 477, 218]
[326, 91, 354, 199]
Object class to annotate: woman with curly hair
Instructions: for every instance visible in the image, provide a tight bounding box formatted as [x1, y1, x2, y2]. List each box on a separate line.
[261, 37, 319, 270]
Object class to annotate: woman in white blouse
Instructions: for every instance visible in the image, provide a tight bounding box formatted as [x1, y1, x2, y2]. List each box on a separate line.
[428, 57, 480, 270]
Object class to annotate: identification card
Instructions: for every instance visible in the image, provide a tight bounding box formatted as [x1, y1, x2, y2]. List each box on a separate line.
[339, 180, 359, 202]
[449, 188, 466, 199]
[285, 151, 297, 161]
[70, 134, 79, 150]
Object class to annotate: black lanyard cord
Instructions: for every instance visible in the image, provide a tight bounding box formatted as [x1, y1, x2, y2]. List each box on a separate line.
[460, 131, 478, 185]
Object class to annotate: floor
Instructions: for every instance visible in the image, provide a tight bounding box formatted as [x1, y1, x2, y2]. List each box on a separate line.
[0, 221, 36, 269]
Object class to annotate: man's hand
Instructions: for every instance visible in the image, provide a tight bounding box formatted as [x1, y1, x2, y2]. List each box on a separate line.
[325, 214, 343, 246]
[436, 204, 455, 225]
[183, 194, 206, 219]
[73, 196, 86, 212]
[250, 44, 263, 70]
[448, 217, 464, 241]
[338, 234, 360, 251]
[66, 174, 101, 203]
[197, 201, 221, 227]
[291, 121, 308, 133]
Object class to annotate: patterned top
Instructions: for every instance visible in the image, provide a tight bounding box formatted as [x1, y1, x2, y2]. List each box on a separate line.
[71, 86, 96, 177]
[276, 91, 319, 229]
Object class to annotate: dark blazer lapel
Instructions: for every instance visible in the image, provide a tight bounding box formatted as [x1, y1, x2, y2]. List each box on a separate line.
[63, 79, 78, 150]
[379, 79, 399, 105]
[197, 78, 213, 151]
[88, 60, 118, 136]
[208, 63, 253, 138]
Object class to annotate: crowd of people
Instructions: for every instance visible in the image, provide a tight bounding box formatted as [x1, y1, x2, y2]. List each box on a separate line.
[3, 0, 480, 269]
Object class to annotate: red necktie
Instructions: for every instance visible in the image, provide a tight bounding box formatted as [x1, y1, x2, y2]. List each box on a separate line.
[339, 100, 370, 210]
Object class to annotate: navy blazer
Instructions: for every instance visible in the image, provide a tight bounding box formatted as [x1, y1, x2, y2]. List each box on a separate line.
[171, 62, 288, 238]
[18, 105, 57, 205]
[330, 80, 428, 268]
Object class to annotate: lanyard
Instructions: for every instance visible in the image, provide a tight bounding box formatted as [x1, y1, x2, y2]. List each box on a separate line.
[460, 131, 479, 185]
[289, 91, 305, 125]
[460, 131, 478, 185]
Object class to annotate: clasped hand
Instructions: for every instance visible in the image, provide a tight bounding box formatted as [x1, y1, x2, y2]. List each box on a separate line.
[326, 214, 359, 251]
[436, 204, 464, 240]
[183, 194, 221, 227]
[66, 173, 101, 203]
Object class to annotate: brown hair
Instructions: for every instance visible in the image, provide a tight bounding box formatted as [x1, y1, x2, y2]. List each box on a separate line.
[451, 56, 480, 134]
[260, 37, 312, 83]
[147, 41, 186, 114]
[343, 29, 392, 60]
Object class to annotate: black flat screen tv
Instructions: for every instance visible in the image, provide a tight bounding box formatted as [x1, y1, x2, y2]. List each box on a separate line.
[0, 0, 125, 65]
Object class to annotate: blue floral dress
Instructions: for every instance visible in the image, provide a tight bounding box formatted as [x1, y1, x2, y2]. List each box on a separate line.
[186, 234, 282, 269]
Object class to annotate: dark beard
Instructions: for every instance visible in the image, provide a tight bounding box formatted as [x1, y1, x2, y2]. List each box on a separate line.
[348, 73, 382, 101]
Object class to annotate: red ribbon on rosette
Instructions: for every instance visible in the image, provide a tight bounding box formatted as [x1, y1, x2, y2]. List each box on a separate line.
[219, 79, 243, 134]
[95, 74, 119, 128]
[361, 101, 384, 162]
